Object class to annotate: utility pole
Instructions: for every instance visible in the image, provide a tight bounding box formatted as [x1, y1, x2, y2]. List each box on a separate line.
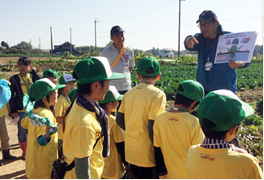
[29, 39, 32, 55]
[50, 26, 53, 57]
[70, 27, 73, 55]
[94, 19, 99, 51]
[39, 38, 41, 50]
[178, 0, 185, 57]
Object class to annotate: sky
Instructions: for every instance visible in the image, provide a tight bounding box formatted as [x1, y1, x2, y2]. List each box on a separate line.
[0, 0, 262, 51]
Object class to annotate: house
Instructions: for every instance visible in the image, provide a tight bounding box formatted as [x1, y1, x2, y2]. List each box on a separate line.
[52, 41, 82, 56]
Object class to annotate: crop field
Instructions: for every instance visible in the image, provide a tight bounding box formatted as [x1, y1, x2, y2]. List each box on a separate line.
[0, 56, 263, 168]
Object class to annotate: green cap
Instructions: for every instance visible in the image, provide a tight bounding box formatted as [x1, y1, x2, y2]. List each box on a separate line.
[59, 74, 75, 84]
[29, 78, 66, 101]
[69, 88, 77, 102]
[176, 80, 204, 102]
[73, 57, 125, 84]
[98, 85, 123, 104]
[136, 57, 160, 76]
[198, 89, 254, 132]
[43, 69, 58, 78]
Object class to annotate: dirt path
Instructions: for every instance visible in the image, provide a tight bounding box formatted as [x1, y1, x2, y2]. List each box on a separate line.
[0, 116, 26, 179]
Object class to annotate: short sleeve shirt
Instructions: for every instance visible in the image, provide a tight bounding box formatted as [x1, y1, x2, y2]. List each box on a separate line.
[54, 95, 71, 139]
[153, 112, 204, 178]
[63, 101, 103, 179]
[100, 44, 135, 91]
[101, 114, 125, 179]
[119, 83, 166, 167]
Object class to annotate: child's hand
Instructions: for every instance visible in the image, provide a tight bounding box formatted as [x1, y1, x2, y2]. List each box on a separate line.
[125, 163, 130, 170]
[45, 125, 52, 141]
[10, 112, 18, 118]
[6, 80, 11, 86]
[159, 174, 168, 179]
[30, 66, 36, 71]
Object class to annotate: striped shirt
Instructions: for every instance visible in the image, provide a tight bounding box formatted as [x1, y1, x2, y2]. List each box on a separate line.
[200, 137, 237, 152]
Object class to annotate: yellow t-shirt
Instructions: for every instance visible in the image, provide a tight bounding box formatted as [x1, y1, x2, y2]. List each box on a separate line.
[118, 83, 166, 167]
[0, 104, 9, 117]
[18, 73, 33, 112]
[55, 95, 71, 140]
[101, 114, 126, 179]
[63, 101, 104, 179]
[185, 144, 263, 179]
[21, 107, 58, 179]
[153, 111, 204, 179]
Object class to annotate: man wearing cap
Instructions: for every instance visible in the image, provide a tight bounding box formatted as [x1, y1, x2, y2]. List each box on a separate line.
[100, 25, 135, 95]
[184, 10, 249, 94]
[185, 89, 262, 179]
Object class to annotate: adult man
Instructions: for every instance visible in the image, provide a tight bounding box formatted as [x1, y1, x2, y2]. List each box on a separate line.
[100, 25, 135, 95]
[184, 10, 249, 94]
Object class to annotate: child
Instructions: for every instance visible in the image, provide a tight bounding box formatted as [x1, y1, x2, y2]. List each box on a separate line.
[185, 89, 263, 179]
[21, 78, 65, 178]
[98, 86, 128, 179]
[0, 79, 16, 165]
[116, 57, 166, 179]
[55, 74, 75, 159]
[153, 79, 205, 179]
[63, 57, 125, 179]
[9, 56, 41, 159]
[42, 69, 58, 85]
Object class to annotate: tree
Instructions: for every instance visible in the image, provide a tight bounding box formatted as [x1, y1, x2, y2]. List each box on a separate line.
[9, 48, 19, 54]
[1, 41, 9, 49]
[17, 41, 32, 52]
[31, 48, 42, 54]
[19, 49, 28, 54]
[253, 45, 263, 56]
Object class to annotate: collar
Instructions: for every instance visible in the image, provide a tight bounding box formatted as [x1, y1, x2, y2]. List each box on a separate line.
[200, 137, 238, 152]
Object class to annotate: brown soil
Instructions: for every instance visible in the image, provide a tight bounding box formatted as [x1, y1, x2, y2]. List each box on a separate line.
[0, 115, 26, 179]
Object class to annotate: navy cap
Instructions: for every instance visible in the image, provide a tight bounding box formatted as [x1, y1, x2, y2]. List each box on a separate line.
[110, 25, 125, 36]
[196, 10, 217, 23]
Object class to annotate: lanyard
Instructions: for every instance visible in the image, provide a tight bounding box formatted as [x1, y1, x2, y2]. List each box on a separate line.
[118, 48, 128, 63]
[61, 94, 71, 104]
[206, 41, 215, 62]
[19, 74, 30, 93]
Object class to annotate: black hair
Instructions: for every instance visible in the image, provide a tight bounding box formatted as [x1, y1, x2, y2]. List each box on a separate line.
[63, 101, 74, 133]
[99, 103, 107, 110]
[58, 88, 63, 98]
[72, 71, 105, 96]
[201, 118, 229, 140]
[29, 94, 50, 109]
[18, 56, 31, 66]
[174, 84, 200, 109]
[63, 71, 105, 132]
[141, 67, 158, 80]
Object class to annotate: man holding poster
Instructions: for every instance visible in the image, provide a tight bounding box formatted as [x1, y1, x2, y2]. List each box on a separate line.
[184, 10, 249, 94]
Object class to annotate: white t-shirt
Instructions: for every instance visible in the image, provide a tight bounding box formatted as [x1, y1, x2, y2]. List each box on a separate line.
[100, 43, 135, 91]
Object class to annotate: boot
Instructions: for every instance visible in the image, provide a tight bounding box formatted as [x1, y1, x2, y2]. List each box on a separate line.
[0, 159, 3, 166]
[19, 142, 27, 160]
[2, 149, 16, 160]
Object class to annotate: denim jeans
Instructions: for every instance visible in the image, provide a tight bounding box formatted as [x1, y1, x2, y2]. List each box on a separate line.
[17, 112, 27, 143]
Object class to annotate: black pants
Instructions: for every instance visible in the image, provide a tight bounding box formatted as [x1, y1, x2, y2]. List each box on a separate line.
[130, 164, 158, 179]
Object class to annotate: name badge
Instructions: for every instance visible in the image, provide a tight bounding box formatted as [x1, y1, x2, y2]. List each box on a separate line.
[122, 61, 129, 67]
[205, 62, 212, 71]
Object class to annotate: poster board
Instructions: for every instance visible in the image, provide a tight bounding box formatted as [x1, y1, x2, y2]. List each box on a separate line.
[214, 31, 257, 64]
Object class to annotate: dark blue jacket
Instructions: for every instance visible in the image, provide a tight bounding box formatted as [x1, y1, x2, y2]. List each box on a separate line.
[184, 31, 249, 93]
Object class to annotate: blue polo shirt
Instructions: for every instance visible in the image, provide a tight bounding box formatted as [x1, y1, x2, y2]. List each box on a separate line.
[184, 31, 249, 93]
